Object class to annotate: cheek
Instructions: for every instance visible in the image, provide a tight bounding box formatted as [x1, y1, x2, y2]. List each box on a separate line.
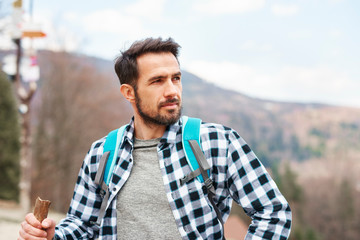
[177, 85, 183, 95]
[143, 91, 157, 102]
[178, 90, 183, 100]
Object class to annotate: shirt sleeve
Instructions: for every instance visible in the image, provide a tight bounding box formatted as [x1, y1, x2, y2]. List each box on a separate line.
[54, 138, 104, 239]
[225, 130, 292, 240]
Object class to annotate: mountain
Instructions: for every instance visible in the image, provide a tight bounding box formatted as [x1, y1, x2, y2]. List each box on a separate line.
[181, 71, 360, 166]
[82, 52, 360, 166]
[2, 49, 359, 167]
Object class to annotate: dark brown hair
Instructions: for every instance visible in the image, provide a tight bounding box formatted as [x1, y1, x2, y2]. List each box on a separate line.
[114, 37, 181, 88]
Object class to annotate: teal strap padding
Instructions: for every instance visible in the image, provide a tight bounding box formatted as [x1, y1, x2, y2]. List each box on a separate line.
[181, 116, 205, 183]
[103, 125, 127, 185]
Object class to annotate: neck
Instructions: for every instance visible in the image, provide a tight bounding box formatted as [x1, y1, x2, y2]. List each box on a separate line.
[133, 115, 167, 140]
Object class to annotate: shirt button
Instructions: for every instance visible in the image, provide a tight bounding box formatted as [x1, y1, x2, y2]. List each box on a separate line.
[129, 158, 133, 162]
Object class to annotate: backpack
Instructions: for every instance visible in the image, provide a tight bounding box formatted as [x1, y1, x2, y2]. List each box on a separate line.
[93, 116, 224, 229]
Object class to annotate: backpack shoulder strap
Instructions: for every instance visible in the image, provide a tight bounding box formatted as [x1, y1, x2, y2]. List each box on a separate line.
[94, 125, 127, 188]
[181, 116, 207, 183]
[93, 125, 127, 226]
[103, 125, 127, 185]
[181, 117, 225, 229]
[188, 139, 224, 226]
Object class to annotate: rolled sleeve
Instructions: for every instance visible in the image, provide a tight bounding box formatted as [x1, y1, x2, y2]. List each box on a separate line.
[226, 130, 292, 239]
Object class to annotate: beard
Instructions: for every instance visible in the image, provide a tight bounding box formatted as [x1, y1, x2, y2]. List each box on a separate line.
[135, 91, 182, 126]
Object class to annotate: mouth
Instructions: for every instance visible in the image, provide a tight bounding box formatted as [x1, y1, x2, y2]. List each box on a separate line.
[159, 99, 180, 109]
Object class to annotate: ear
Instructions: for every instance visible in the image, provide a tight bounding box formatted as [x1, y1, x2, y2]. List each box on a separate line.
[120, 84, 135, 103]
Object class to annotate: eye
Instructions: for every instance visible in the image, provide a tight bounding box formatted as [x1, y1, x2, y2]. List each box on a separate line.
[173, 76, 181, 81]
[151, 79, 162, 84]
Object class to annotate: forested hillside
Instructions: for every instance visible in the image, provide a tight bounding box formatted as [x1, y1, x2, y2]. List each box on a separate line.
[182, 71, 360, 166]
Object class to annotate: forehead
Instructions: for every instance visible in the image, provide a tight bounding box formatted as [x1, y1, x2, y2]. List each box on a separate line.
[136, 52, 180, 77]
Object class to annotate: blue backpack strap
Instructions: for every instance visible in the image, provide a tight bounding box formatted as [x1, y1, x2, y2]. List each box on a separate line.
[103, 125, 127, 185]
[181, 117, 224, 229]
[92, 125, 127, 226]
[181, 116, 207, 183]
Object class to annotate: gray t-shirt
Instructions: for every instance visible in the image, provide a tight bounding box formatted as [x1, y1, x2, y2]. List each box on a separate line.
[116, 138, 181, 239]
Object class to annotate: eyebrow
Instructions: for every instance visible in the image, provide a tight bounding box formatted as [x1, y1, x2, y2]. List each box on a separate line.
[148, 71, 182, 82]
[173, 72, 182, 77]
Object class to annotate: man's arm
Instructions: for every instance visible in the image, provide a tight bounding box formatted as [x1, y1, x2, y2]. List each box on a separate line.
[53, 138, 105, 239]
[18, 137, 104, 240]
[226, 130, 292, 239]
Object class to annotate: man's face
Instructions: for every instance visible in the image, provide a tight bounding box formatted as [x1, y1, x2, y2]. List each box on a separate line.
[134, 52, 182, 126]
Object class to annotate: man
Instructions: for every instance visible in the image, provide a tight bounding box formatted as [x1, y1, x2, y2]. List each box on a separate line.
[19, 37, 291, 240]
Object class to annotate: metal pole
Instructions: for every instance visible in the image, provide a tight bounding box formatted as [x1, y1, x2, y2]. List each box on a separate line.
[13, 38, 28, 214]
[14, 37, 32, 214]
[12, 0, 37, 214]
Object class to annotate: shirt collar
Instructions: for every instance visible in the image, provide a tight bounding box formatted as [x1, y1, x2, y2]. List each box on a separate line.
[122, 117, 135, 148]
[160, 117, 182, 145]
[123, 116, 183, 147]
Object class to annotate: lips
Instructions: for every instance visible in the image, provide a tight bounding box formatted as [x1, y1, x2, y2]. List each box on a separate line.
[159, 98, 179, 108]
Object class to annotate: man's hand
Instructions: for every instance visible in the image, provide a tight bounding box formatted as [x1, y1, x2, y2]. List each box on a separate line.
[18, 213, 56, 240]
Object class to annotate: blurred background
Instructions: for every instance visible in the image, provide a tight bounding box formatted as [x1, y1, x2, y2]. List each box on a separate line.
[0, 1, 359, 239]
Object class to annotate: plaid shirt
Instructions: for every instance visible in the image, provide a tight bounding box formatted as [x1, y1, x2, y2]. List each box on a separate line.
[54, 116, 291, 239]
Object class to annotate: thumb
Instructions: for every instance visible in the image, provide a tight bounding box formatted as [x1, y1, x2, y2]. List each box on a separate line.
[42, 218, 56, 239]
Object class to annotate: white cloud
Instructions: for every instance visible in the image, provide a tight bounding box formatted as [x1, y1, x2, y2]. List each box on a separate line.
[192, 0, 266, 15]
[288, 30, 312, 39]
[125, 0, 167, 20]
[271, 4, 299, 17]
[239, 40, 272, 52]
[275, 66, 350, 92]
[63, 12, 80, 22]
[329, 29, 342, 38]
[82, 9, 146, 37]
[184, 60, 358, 106]
[329, 0, 345, 3]
[184, 60, 269, 95]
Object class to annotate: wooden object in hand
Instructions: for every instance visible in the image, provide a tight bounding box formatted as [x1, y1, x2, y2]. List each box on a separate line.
[33, 197, 51, 222]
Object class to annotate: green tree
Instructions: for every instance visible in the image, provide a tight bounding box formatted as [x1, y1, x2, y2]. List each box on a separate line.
[337, 179, 356, 239]
[292, 226, 322, 240]
[0, 72, 20, 200]
[271, 162, 324, 240]
[272, 162, 303, 203]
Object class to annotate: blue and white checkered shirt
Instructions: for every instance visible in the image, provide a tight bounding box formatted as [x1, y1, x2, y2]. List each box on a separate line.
[54, 116, 291, 239]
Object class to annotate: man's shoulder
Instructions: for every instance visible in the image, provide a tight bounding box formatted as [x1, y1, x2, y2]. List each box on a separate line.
[198, 120, 242, 143]
[88, 135, 107, 153]
[89, 119, 134, 151]
[200, 121, 234, 133]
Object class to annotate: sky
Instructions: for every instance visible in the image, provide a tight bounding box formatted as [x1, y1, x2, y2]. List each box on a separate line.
[1, 0, 359, 108]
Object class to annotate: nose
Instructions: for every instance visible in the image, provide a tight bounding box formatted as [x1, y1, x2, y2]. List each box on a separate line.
[164, 79, 177, 98]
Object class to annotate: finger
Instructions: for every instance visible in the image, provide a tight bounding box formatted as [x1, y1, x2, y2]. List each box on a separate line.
[25, 213, 42, 229]
[41, 218, 56, 229]
[20, 232, 48, 240]
[20, 221, 47, 238]
[19, 227, 47, 240]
